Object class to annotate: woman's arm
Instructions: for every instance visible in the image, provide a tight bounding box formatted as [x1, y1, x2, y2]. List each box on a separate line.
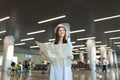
[66, 36, 74, 60]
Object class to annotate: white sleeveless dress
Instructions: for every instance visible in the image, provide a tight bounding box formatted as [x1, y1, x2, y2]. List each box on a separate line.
[49, 37, 73, 80]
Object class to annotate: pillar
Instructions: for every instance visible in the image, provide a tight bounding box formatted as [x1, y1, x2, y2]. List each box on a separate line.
[113, 51, 118, 68]
[2, 36, 15, 71]
[79, 51, 84, 62]
[100, 45, 107, 58]
[86, 39, 96, 71]
[107, 49, 114, 67]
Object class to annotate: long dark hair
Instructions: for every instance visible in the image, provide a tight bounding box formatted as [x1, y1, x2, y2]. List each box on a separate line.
[54, 26, 67, 44]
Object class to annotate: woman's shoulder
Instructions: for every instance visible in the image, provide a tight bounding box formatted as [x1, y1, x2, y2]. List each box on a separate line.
[66, 36, 71, 42]
[66, 36, 73, 48]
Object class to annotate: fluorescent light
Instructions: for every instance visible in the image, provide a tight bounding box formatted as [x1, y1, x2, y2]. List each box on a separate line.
[94, 14, 120, 22]
[117, 45, 120, 47]
[38, 15, 66, 24]
[96, 45, 107, 47]
[49, 38, 55, 41]
[0, 16, 10, 22]
[21, 38, 34, 41]
[109, 37, 120, 40]
[15, 43, 25, 46]
[95, 41, 102, 44]
[27, 30, 45, 35]
[30, 46, 39, 48]
[79, 47, 86, 50]
[0, 30, 6, 34]
[96, 45, 101, 47]
[70, 29, 85, 34]
[97, 48, 100, 49]
[96, 50, 100, 53]
[106, 47, 111, 49]
[73, 45, 85, 48]
[75, 51, 81, 53]
[77, 37, 95, 41]
[72, 53, 80, 55]
[104, 29, 120, 33]
[72, 49, 79, 51]
[44, 42, 51, 44]
[0, 38, 2, 40]
[96, 55, 101, 58]
[114, 42, 120, 44]
[71, 41, 76, 44]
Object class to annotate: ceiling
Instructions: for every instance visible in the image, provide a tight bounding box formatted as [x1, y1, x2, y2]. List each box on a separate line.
[0, 0, 120, 53]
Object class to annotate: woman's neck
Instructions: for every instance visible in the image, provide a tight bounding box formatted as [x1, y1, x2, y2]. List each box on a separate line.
[60, 37, 63, 40]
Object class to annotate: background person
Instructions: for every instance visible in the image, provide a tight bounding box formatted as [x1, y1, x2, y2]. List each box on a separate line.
[11, 61, 16, 74]
[102, 57, 108, 73]
[95, 58, 100, 72]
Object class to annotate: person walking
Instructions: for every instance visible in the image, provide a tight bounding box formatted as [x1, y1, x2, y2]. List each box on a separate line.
[102, 57, 108, 73]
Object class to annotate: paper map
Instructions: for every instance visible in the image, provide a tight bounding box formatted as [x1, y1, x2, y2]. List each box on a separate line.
[36, 41, 72, 66]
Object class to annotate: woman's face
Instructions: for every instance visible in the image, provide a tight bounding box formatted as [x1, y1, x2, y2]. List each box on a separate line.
[58, 27, 66, 38]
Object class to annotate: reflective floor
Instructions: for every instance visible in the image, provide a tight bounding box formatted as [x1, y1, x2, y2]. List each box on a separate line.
[0, 68, 120, 80]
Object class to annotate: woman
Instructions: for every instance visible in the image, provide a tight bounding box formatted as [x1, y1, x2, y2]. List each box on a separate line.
[49, 23, 73, 80]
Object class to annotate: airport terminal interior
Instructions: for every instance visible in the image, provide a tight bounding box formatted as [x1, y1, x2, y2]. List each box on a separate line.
[0, 0, 120, 80]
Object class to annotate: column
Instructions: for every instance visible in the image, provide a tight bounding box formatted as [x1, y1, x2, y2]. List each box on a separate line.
[86, 39, 96, 71]
[113, 52, 118, 68]
[107, 49, 114, 67]
[0, 71, 10, 80]
[79, 51, 84, 62]
[100, 45, 107, 58]
[2, 36, 15, 71]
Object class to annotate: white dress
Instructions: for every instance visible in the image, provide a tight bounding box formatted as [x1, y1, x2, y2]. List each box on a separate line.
[49, 38, 73, 80]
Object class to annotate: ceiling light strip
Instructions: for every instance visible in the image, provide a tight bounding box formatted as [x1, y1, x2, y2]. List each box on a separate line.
[106, 47, 111, 49]
[117, 45, 120, 47]
[114, 42, 120, 44]
[79, 47, 86, 50]
[95, 41, 102, 44]
[77, 37, 95, 41]
[44, 42, 51, 44]
[75, 51, 81, 53]
[38, 15, 66, 24]
[72, 49, 79, 51]
[71, 41, 76, 44]
[94, 14, 120, 22]
[30, 46, 39, 48]
[0, 30, 6, 34]
[73, 45, 85, 48]
[104, 29, 120, 33]
[70, 29, 85, 34]
[27, 30, 45, 35]
[109, 37, 120, 40]
[21, 38, 34, 41]
[97, 48, 100, 49]
[49, 38, 55, 41]
[96, 45, 107, 47]
[15, 43, 25, 46]
[72, 53, 80, 54]
[0, 16, 10, 22]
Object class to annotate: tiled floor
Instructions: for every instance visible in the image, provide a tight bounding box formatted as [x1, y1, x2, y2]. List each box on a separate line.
[0, 67, 120, 80]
